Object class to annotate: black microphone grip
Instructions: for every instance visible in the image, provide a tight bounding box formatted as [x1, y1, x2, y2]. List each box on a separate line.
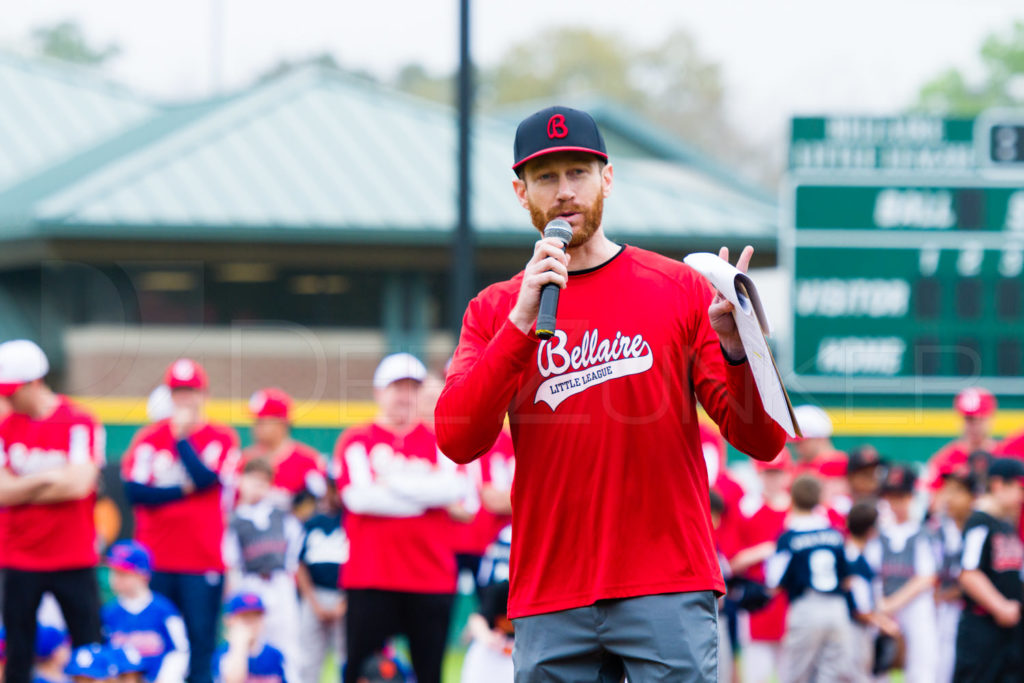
[536, 282, 560, 340]
[535, 219, 573, 339]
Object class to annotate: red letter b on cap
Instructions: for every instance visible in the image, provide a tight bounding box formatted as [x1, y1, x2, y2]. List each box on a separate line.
[547, 114, 568, 139]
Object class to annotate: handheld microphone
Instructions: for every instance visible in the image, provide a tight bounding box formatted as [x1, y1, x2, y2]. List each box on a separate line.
[535, 219, 573, 340]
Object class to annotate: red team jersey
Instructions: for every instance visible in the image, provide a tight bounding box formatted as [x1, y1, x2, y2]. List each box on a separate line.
[243, 441, 326, 496]
[436, 246, 787, 618]
[122, 420, 241, 573]
[742, 502, 790, 641]
[0, 396, 105, 570]
[452, 430, 515, 556]
[333, 422, 457, 594]
[925, 438, 998, 491]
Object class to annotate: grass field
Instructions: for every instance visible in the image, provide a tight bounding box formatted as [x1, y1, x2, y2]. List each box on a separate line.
[317, 648, 467, 683]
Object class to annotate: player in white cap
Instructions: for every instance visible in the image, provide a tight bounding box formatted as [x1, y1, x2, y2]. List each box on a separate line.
[0, 340, 106, 683]
[333, 353, 468, 683]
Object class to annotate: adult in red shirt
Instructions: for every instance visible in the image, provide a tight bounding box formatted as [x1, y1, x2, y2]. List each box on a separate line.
[334, 353, 468, 683]
[926, 387, 998, 493]
[435, 106, 787, 681]
[121, 359, 241, 683]
[0, 340, 105, 682]
[790, 404, 845, 476]
[243, 387, 327, 507]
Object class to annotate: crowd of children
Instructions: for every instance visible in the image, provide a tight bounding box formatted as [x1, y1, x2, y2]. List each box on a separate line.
[712, 388, 1024, 683]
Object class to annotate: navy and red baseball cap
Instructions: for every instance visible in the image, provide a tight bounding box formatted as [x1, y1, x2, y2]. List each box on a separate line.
[881, 463, 917, 495]
[512, 106, 608, 172]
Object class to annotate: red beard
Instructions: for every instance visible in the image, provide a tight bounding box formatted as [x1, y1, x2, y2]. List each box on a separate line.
[529, 191, 604, 248]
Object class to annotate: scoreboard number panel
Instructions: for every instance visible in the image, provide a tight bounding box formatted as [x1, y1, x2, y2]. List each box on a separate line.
[788, 177, 1024, 394]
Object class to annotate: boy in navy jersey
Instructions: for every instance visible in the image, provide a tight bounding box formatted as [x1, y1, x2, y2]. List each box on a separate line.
[213, 593, 286, 683]
[766, 475, 853, 682]
[101, 541, 189, 683]
[296, 478, 347, 682]
[954, 458, 1024, 681]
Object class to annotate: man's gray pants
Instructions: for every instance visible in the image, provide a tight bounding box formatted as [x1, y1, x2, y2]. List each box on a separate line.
[512, 591, 718, 682]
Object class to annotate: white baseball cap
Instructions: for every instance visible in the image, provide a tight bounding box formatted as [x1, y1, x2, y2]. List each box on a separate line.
[0, 340, 49, 396]
[792, 404, 833, 440]
[373, 353, 427, 389]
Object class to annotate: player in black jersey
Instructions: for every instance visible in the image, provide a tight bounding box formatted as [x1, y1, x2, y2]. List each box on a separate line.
[955, 458, 1024, 682]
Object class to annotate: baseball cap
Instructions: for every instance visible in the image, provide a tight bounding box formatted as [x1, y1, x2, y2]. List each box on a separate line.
[816, 452, 849, 479]
[225, 592, 265, 616]
[66, 644, 119, 679]
[792, 405, 832, 439]
[955, 387, 997, 417]
[164, 358, 208, 391]
[373, 353, 427, 390]
[942, 462, 980, 493]
[881, 464, 917, 495]
[0, 340, 49, 396]
[358, 653, 408, 683]
[107, 540, 153, 576]
[250, 387, 292, 420]
[987, 458, 1024, 482]
[847, 445, 883, 473]
[35, 625, 67, 659]
[755, 447, 792, 472]
[512, 106, 608, 172]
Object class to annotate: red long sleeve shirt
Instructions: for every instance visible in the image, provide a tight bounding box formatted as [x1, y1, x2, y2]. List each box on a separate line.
[435, 245, 787, 618]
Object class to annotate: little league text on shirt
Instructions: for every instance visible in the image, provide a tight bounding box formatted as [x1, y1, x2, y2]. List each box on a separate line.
[547, 365, 615, 395]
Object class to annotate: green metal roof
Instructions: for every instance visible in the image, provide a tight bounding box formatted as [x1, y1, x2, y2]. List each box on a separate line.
[0, 63, 777, 248]
[0, 51, 157, 192]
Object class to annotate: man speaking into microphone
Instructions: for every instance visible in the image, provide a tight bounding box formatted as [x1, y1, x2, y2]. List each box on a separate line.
[436, 106, 786, 681]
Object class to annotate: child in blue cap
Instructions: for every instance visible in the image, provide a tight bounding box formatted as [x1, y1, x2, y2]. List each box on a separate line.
[32, 625, 70, 683]
[65, 644, 118, 683]
[213, 593, 286, 683]
[102, 541, 189, 683]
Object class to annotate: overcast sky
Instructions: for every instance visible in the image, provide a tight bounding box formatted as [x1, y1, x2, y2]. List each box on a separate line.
[2, 0, 1022, 152]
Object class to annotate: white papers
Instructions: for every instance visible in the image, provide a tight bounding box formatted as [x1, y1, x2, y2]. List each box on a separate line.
[683, 252, 801, 439]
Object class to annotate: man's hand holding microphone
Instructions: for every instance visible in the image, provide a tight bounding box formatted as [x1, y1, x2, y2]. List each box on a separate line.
[509, 220, 573, 336]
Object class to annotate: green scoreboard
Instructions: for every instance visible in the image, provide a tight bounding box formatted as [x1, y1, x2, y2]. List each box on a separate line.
[786, 114, 1024, 397]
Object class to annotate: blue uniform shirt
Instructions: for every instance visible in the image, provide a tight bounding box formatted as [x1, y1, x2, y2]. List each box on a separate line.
[102, 592, 188, 682]
[767, 515, 849, 601]
[213, 642, 287, 683]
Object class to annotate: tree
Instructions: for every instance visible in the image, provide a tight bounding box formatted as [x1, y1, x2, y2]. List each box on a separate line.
[391, 27, 765, 181]
[916, 20, 1024, 115]
[31, 20, 120, 66]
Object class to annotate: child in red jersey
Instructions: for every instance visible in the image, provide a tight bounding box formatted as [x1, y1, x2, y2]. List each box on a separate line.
[0, 340, 105, 683]
[121, 359, 241, 683]
[732, 448, 791, 683]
